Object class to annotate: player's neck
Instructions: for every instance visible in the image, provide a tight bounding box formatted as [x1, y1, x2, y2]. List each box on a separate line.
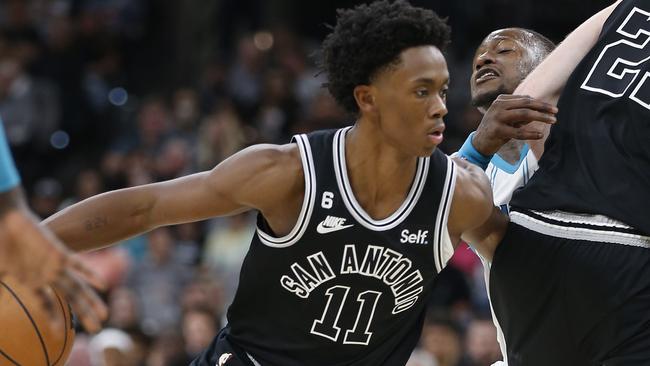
[343, 124, 418, 220]
[496, 139, 526, 165]
[345, 122, 418, 174]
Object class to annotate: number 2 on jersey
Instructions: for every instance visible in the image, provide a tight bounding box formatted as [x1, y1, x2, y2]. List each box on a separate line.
[310, 286, 382, 345]
[581, 7, 650, 110]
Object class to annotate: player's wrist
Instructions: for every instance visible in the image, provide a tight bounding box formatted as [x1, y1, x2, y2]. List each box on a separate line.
[458, 132, 494, 170]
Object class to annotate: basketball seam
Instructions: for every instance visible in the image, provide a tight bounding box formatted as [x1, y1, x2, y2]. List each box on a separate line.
[0, 348, 22, 366]
[50, 290, 69, 366]
[0, 282, 51, 366]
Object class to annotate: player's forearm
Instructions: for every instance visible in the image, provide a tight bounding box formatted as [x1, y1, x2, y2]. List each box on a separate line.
[43, 187, 158, 252]
[515, 1, 621, 102]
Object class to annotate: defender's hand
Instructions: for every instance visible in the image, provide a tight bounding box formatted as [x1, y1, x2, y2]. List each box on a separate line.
[0, 208, 108, 332]
[473, 94, 558, 156]
[52, 268, 108, 333]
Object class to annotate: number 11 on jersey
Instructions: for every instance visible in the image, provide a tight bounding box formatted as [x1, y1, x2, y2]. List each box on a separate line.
[310, 286, 382, 345]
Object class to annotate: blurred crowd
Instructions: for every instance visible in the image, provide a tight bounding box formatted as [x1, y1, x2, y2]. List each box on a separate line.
[0, 0, 611, 365]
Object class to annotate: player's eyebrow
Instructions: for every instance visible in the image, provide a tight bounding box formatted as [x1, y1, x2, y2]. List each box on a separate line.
[412, 77, 450, 86]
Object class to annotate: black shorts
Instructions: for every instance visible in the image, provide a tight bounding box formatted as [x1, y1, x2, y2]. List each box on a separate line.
[190, 327, 259, 366]
[490, 210, 650, 366]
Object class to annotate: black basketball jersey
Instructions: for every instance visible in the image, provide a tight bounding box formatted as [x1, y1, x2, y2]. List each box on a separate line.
[223, 127, 457, 366]
[510, 0, 650, 235]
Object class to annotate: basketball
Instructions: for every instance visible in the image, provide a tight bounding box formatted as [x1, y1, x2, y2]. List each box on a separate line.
[0, 277, 75, 366]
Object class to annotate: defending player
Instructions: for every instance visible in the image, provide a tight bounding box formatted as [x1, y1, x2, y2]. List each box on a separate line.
[482, 1, 650, 364]
[0, 120, 107, 332]
[456, 27, 556, 364]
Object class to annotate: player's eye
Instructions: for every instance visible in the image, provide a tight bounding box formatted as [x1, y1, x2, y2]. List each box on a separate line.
[439, 88, 448, 99]
[415, 88, 429, 98]
[498, 48, 513, 54]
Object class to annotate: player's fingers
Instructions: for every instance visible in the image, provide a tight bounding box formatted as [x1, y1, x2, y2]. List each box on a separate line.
[34, 286, 64, 331]
[504, 108, 557, 125]
[493, 94, 526, 100]
[64, 254, 107, 292]
[497, 125, 544, 140]
[513, 126, 545, 140]
[502, 95, 558, 114]
[54, 270, 107, 333]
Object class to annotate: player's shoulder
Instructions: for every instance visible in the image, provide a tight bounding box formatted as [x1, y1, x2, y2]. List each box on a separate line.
[217, 143, 305, 211]
[235, 143, 303, 174]
[451, 156, 488, 183]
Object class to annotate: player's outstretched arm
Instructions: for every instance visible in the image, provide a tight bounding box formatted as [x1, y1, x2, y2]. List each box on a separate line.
[516, 0, 622, 157]
[44, 143, 304, 252]
[447, 158, 507, 261]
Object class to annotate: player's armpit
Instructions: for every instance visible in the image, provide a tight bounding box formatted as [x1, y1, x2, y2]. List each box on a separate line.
[447, 158, 507, 261]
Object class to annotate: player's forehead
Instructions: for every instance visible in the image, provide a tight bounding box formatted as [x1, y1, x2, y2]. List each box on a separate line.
[475, 29, 528, 54]
[391, 46, 449, 85]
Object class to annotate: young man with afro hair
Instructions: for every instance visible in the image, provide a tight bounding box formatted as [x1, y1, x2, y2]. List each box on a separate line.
[44, 1, 543, 365]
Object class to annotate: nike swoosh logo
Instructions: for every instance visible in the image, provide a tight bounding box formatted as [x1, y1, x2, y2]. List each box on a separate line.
[316, 222, 354, 234]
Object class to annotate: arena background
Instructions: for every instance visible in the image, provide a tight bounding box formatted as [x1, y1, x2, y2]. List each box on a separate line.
[0, 0, 611, 365]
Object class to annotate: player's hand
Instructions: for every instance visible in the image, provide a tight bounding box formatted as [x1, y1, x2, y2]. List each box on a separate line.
[51, 267, 108, 333]
[473, 94, 558, 156]
[0, 208, 108, 332]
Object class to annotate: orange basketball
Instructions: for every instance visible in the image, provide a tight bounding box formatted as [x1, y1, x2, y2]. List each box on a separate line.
[0, 277, 75, 366]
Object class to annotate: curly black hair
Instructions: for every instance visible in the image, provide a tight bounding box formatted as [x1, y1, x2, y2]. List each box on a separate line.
[320, 0, 451, 114]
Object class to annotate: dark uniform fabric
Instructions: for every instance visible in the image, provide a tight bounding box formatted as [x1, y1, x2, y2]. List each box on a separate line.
[191, 327, 258, 366]
[192, 127, 457, 366]
[491, 218, 650, 366]
[510, 0, 650, 236]
[493, 1, 650, 364]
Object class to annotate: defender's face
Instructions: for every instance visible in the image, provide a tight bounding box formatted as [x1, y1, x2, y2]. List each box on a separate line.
[470, 29, 535, 112]
[372, 46, 449, 157]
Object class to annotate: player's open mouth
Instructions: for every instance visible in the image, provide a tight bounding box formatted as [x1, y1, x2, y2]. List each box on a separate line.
[475, 67, 500, 84]
[428, 126, 445, 144]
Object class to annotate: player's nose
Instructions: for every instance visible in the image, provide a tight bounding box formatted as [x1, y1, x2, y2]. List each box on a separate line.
[429, 96, 448, 119]
[475, 51, 496, 70]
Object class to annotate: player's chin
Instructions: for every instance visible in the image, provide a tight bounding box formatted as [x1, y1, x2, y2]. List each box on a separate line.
[418, 145, 437, 157]
[470, 88, 503, 108]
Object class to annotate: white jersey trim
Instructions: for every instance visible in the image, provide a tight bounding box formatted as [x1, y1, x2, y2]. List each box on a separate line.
[333, 127, 429, 231]
[255, 134, 316, 248]
[247, 353, 262, 366]
[510, 210, 650, 249]
[432, 156, 457, 273]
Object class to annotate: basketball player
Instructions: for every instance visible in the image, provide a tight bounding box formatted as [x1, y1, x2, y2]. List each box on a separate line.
[467, 28, 556, 208]
[42, 1, 554, 364]
[0, 121, 107, 332]
[455, 28, 557, 365]
[481, 0, 650, 364]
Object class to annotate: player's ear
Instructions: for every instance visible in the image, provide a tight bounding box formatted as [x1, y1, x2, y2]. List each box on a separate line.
[353, 85, 376, 114]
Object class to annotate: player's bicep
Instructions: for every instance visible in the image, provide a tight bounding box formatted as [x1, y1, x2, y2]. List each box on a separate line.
[149, 144, 299, 226]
